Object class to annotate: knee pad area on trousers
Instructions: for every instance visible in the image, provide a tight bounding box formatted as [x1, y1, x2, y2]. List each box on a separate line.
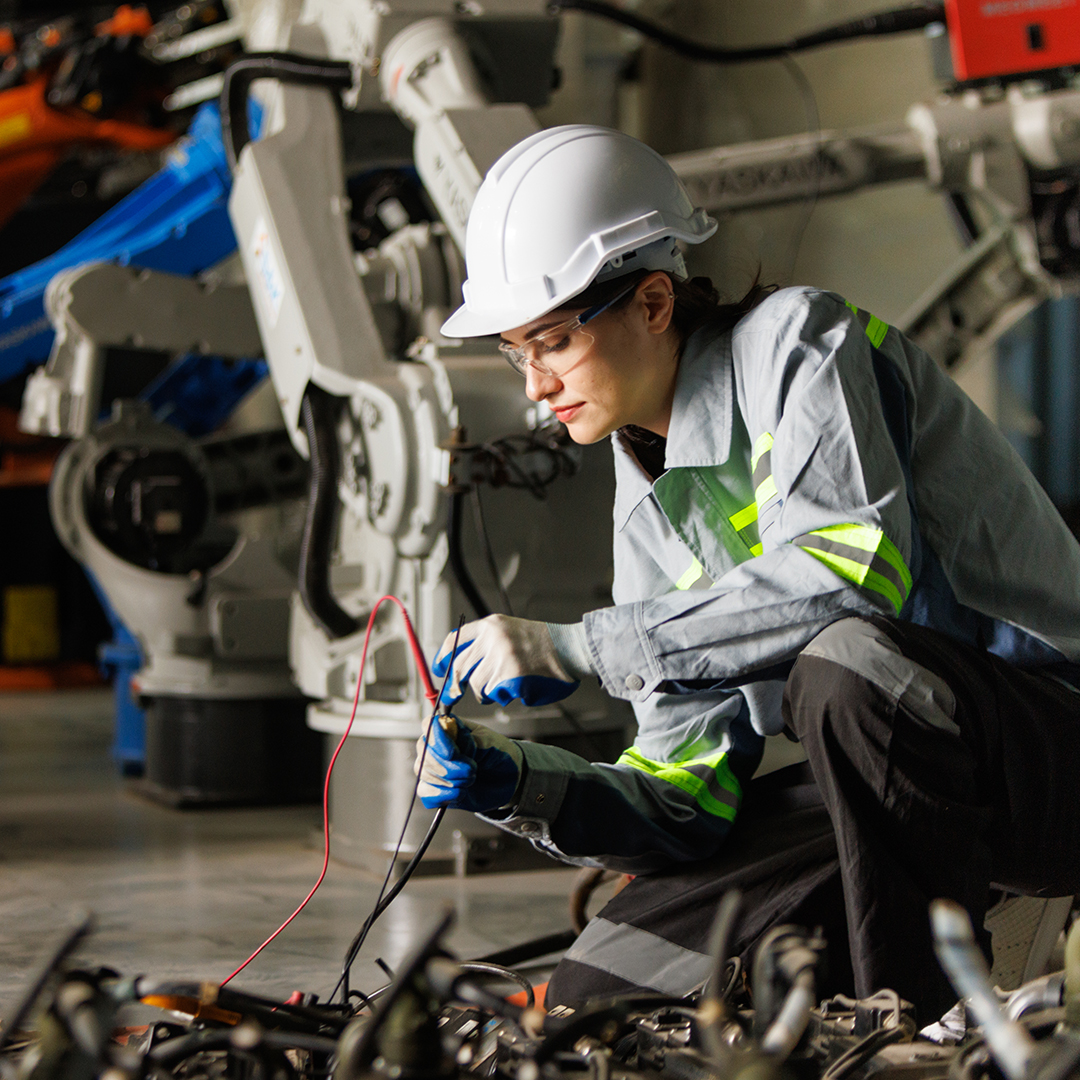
[785, 617, 960, 738]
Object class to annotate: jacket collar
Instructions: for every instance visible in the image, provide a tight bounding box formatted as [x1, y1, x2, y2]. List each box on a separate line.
[610, 319, 734, 530]
[612, 432, 656, 530]
[664, 318, 734, 469]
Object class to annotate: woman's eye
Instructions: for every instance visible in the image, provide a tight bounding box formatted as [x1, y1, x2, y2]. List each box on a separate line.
[540, 336, 571, 355]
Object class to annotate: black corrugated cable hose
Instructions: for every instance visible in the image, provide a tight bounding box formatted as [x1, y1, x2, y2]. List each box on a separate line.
[220, 52, 353, 172]
[545, 2, 945, 63]
[298, 385, 360, 640]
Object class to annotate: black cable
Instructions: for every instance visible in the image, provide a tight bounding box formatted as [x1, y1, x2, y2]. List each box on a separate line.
[705, 890, 742, 1004]
[448, 489, 493, 619]
[821, 1023, 913, 1080]
[212, 987, 352, 1032]
[0, 913, 93, 1053]
[473, 930, 579, 968]
[220, 52, 353, 172]
[699, 891, 741, 1065]
[134, 980, 348, 1030]
[334, 806, 446, 1002]
[347, 987, 375, 1012]
[333, 911, 456, 1079]
[457, 961, 536, 1008]
[547, 1, 945, 64]
[150, 1029, 340, 1067]
[298, 386, 360, 639]
[480, 433, 579, 497]
[332, 617, 465, 1004]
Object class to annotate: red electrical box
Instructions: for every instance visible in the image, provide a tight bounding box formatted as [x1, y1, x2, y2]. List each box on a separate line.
[944, 0, 1080, 81]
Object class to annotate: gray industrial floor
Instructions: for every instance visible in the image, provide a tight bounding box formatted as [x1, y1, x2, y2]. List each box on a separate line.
[0, 688, 583, 1011]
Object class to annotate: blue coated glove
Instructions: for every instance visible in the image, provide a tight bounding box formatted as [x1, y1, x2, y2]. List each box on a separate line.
[432, 615, 581, 709]
[414, 714, 524, 812]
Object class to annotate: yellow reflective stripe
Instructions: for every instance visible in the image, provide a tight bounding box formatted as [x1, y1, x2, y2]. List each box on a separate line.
[796, 523, 912, 616]
[808, 523, 912, 592]
[751, 432, 774, 473]
[617, 746, 741, 820]
[802, 548, 904, 615]
[866, 314, 888, 348]
[755, 475, 778, 505]
[675, 557, 704, 590]
[845, 300, 889, 348]
[750, 542, 763, 556]
[729, 502, 758, 532]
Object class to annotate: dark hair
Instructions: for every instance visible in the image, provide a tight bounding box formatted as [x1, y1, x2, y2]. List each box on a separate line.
[552, 267, 777, 344]
[555, 267, 777, 465]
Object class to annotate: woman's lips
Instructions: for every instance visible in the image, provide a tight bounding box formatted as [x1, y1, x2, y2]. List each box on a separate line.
[553, 403, 584, 423]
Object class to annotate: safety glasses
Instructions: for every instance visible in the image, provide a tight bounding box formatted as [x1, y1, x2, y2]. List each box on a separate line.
[498, 280, 639, 377]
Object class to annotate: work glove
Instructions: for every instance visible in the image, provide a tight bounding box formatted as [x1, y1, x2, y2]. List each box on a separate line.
[432, 615, 590, 708]
[414, 714, 524, 812]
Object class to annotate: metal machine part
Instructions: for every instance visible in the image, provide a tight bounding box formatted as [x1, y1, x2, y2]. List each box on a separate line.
[668, 84, 1080, 374]
[20, 261, 265, 439]
[377, 16, 541, 248]
[943, 0, 1080, 84]
[50, 399, 307, 700]
[86, 444, 211, 573]
[48, 397, 317, 804]
[12, 899, 1080, 1080]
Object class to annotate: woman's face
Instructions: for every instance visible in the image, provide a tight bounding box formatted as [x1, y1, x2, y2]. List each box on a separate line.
[499, 273, 681, 445]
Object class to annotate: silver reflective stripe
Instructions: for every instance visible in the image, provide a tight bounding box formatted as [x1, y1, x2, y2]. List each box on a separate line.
[752, 449, 772, 494]
[752, 448, 779, 511]
[681, 762, 740, 814]
[563, 917, 713, 995]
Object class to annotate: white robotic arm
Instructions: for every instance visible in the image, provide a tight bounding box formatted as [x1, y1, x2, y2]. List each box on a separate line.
[224, 4, 629, 872]
[667, 84, 1080, 369]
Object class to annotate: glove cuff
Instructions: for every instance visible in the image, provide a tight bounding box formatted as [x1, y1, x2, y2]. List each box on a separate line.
[545, 622, 596, 678]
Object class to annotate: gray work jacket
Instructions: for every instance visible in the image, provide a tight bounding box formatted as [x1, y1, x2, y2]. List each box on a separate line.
[487, 286, 1080, 873]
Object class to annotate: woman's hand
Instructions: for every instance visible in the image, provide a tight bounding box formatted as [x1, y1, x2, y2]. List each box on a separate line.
[414, 714, 524, 812]
[431, 615, 580, 708]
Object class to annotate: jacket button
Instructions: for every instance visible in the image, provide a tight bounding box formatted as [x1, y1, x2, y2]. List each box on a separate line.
[624, 674, 645, 691]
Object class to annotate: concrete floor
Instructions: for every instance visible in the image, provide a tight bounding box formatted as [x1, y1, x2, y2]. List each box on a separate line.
[0, 688, 582, 1009]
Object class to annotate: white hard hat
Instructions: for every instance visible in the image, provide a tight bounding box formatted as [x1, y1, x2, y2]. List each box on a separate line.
[441, 125, 718, 338]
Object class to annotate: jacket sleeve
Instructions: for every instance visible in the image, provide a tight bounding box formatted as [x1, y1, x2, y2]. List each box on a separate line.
[584, 289, 916, 702]
[480, 690, 763, 874]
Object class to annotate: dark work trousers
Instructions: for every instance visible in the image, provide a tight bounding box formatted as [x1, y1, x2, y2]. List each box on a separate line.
[546, 616, 1080, 1023]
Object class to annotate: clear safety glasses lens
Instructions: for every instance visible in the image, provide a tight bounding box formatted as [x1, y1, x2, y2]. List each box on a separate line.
[498, 316, 586, 376]
[498, 280, 639, 378]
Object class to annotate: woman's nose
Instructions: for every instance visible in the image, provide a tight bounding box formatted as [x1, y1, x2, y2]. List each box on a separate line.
[524, 364, 561, 402]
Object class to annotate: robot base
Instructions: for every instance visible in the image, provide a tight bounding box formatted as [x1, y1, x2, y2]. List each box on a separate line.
[139, 695, 323, 807]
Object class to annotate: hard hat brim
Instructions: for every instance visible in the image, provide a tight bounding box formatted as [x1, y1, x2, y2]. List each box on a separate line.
[440, 301, 560, 339]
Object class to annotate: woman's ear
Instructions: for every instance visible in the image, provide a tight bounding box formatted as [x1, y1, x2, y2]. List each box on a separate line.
[637, 271, 675, 335]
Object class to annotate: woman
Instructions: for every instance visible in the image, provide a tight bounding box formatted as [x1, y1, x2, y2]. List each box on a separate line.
[415, 125, 1080, 1017]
